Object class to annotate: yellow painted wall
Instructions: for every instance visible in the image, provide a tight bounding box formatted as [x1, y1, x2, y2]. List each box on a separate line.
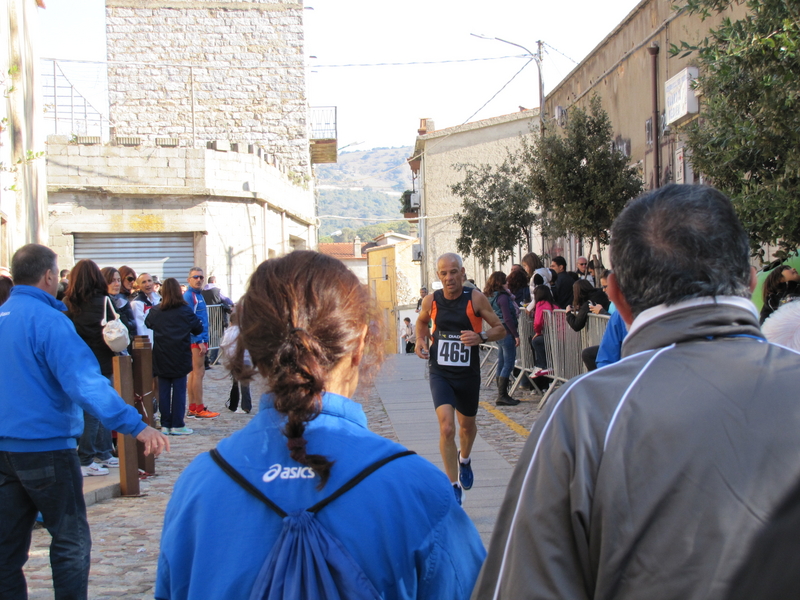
[367, 245, 397, 355]
[367, 239, 423, 355]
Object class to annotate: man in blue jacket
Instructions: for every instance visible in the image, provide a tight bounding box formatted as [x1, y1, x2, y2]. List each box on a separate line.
[0, 244, 169, 599]
[183, 266, 218, 419]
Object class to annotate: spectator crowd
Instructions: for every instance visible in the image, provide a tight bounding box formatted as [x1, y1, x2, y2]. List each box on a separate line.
[3, 184, 800, 600]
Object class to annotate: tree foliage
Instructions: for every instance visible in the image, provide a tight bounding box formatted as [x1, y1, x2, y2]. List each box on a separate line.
[449, 96, 642, 267]
[526, 95, 644, 262]
[672, 0, 800, 259]
[450, 152, 538, 269]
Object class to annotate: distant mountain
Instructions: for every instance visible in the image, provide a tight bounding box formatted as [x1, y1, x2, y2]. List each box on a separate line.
[315, 146, 414, 237]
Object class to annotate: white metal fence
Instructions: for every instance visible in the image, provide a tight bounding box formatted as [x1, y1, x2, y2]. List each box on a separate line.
[482, 309, 610, 409]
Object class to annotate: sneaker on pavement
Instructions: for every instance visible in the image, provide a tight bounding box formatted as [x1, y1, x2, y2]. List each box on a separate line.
[234, 407, 247, 414]
[453, 483, 463, 506]
[170, 426, 194, 435]
[161, 427, 171, 434]
[193, 408, 220, 419]
[81, 463, 109, 477]
[96, 457, 119, 468]
[458, 452, 473, 490]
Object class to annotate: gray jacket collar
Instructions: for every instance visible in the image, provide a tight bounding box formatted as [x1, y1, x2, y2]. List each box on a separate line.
[622, 296, 763, 358]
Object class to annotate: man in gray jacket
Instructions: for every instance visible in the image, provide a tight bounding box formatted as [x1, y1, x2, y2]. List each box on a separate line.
[473, 184, 800, 600]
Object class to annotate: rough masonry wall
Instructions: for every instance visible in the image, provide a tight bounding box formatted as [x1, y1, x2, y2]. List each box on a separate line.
[105, 0, 310, 177]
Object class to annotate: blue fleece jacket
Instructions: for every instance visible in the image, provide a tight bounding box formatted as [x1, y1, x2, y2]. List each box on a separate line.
[182, 286, 209, 344]
[156, 392, 486, 600]
[0, 285, 147, 452]
[596, 309, 628, 369]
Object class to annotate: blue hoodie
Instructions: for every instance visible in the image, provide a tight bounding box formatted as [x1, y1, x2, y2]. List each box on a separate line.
[182, 286, 209, 344]
[0, 285, 147, 452]
[156, 392, 486, 600]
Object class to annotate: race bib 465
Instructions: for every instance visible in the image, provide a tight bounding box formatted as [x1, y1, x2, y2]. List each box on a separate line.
[437, 331, 471, 367]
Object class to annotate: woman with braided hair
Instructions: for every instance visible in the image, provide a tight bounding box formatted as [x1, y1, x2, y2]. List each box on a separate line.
[156, 251, 485, 600]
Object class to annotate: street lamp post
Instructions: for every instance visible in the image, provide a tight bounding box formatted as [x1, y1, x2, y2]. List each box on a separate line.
[471, 34, 545, 138]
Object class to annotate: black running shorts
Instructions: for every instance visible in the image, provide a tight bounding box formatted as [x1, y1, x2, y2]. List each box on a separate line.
[428, 368, 481, 417]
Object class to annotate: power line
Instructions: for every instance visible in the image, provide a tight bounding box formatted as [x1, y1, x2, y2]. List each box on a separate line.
[542, 42, 578, 65]
[460, 58, 535, 124]
[310, 55, 528, 68]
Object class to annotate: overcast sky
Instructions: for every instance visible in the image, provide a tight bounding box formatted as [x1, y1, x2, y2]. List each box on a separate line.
[39, 0, 643, 150]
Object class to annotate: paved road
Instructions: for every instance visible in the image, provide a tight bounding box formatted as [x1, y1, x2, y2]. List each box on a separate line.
[24, 353, 543, 598]
[376, 354, 518, 543]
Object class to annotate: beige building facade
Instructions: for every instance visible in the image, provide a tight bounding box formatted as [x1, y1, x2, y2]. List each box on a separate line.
[409, 111, 540, 291]
[544, 0, 748, 190]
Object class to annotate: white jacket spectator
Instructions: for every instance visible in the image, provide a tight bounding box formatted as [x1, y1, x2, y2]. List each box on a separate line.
[761, 299, 800, 351]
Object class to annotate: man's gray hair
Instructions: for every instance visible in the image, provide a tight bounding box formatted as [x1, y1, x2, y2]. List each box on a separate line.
[189, 266, 204, 274]
[11, 244, 57, 286]
[610, 184, 751, 318]
[437, 253, 463, 268]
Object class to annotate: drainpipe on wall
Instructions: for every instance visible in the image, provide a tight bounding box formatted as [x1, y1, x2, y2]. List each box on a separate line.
[648, 43, 660, 188]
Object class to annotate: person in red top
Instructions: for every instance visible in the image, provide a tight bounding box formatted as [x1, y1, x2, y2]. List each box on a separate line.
[528, 285, 555, 376]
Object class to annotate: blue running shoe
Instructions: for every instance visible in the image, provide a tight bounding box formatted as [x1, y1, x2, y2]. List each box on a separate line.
[459, 452, 474, 490]
[453, 484, 463, 506]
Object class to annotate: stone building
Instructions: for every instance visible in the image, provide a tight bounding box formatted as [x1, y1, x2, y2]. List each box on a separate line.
[408, 111, 540, 291]
[46, 0, 318, 298]
[105, 0, 311, 178]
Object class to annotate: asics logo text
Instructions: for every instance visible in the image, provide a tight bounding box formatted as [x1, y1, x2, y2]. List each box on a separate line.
[262, 464, 316, 482]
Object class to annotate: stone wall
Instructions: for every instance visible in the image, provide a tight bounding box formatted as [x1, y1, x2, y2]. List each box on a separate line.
[105, 0, 310, 178]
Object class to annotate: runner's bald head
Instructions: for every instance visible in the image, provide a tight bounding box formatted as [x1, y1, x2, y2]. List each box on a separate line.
[437, 253, 463, 269]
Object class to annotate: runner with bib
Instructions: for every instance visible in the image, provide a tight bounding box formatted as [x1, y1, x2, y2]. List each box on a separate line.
[416, 253, 505, 505]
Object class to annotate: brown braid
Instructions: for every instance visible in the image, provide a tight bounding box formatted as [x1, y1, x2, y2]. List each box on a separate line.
[226, 251, 384, 489]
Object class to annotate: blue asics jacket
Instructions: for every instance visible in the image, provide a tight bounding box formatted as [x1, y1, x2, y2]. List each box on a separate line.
[156, 392, 486, 600]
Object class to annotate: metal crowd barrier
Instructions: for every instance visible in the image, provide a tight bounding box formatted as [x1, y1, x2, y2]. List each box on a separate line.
[538, 309, 610, 409]
[509, 310, 536, 395]
[206, 304, 228, 354]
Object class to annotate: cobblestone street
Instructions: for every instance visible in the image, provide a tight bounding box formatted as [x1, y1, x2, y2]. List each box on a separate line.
[24, 356, 545, 599]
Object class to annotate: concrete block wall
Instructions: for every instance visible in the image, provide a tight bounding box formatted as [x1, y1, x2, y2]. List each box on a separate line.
[105, 0, 310, 179]
[46, 137, 315, 300]
[45, 137, 314, 222]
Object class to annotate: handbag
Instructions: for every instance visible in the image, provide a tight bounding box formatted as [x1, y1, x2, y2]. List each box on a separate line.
[102, 295, 130, 352]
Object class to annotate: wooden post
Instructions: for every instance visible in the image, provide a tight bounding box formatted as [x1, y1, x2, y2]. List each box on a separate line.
[112, 355, 140, 496]
[132, 335, 156, 475]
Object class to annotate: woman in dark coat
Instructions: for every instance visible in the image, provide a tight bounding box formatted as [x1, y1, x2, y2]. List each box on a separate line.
[566, 279, 610, 332]
[145, 277, 203, 435]
[64, 259, 118, 476]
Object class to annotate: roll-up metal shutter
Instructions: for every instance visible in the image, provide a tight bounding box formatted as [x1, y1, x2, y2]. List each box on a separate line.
[73, 233, 196, 281]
